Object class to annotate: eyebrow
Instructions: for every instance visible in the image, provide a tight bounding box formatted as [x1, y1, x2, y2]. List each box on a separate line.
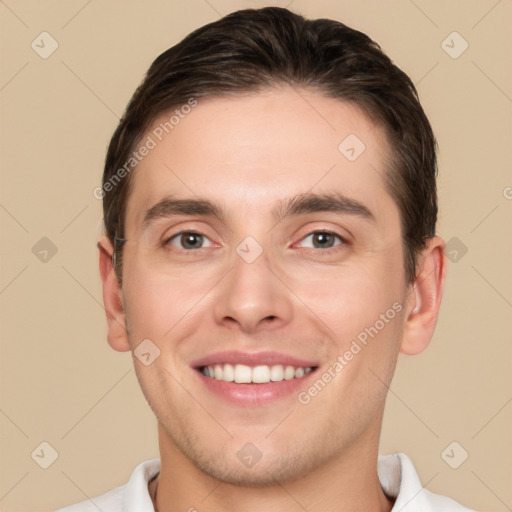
[274, 192, 375, 222]
[142, 192, 376, 228]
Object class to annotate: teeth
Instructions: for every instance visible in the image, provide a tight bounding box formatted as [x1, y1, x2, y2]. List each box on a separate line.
[200, 363, 314, 384]
[284, 365, 295, 380]
[252, 365, 270, 383]
[234, 364, 252, 383]
[223, 363, 234, 382]
[270, 365, 284, 381]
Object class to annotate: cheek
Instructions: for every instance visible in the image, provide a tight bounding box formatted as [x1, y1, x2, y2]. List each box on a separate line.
[122, 258, 228, 350]
[122, 270, 199, 341]
[291, 263, 403, 345]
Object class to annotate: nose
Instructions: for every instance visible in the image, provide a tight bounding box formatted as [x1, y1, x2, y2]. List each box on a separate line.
[213, 248, 293, 334]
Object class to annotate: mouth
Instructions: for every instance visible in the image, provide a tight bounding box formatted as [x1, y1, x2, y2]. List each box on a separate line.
[191, 351, 319, 406]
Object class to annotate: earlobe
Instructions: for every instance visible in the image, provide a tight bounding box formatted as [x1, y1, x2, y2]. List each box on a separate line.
[97, 236, 131, 352]
[400, 236, 447, 356]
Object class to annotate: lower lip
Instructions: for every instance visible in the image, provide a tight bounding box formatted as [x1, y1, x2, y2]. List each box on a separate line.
[194, 369, 318, 407]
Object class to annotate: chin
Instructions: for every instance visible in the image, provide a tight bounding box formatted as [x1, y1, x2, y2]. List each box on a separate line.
[174, 429, 321, 487]
[194, 452, 314, 488]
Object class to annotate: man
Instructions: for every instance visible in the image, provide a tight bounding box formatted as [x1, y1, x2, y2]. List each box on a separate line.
[57, 7, 474, 512]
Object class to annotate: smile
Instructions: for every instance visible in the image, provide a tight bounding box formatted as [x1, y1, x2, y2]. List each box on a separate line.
[191, 350, 319, 406]
[200, 363, 314, 383]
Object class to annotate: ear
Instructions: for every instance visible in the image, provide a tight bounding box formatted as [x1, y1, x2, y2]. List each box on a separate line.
[98, 235, 131, 352]
[400, 236, 447, 356]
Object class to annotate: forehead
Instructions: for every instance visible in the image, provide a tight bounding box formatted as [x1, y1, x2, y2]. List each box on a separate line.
[125, 87, 397, 233]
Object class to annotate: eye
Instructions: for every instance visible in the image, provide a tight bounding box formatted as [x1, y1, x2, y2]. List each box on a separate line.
[296, 231, 346, 249]
[164, 231, 213, 250]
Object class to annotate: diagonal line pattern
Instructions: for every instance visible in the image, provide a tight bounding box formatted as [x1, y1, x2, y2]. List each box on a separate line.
[407, 0, 439, 28]
[369, 368, 439, 438]
[202, 0, 222, 17]
[0, 0, 29, 28]
[415, 62, 439, 87]
[291, 86, 336, 131]
[472, 397, 512, 439]
[60, 265, 127, 333]
[395, 473, 439, 512]
[60, 204, 89, 233]
[471, 471, 511, 510]
[164, 367, 234, 438]
[60, 265, 104, 310]
[470, 204, 499, 233]
[200, 480, 224, 503]
[368, 162, 385, 181]
[472, 0, 502, 29]
[0, 62, 29, 93]
[0, 203, 29, 232]
[163, 163, 198, 197]
[0, 472, 30, 501]
[472, 61, 512, 104]
[264, 470, 309, 511]
[305, 164, 337, 191]
[0, 265, 28, 295]
[61, 61, 121, 119]
[265, 409, 294, 438]
[0, 2, 507, 507]
[61, 0, 93, 29]
[60, 471, 105, 511]
[0, 408, 29, 438]
[471, 265, 512, 308]
[61, 369, 132, 439]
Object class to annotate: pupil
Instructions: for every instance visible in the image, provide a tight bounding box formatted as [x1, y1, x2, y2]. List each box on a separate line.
[314, 233, 333, 248]
[183, 233, 202, 249]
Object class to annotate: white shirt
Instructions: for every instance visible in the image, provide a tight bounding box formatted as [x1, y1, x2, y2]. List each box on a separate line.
[55, 453, 474, 511]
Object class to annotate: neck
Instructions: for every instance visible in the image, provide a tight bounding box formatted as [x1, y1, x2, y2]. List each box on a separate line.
[151, 423, 394, 512]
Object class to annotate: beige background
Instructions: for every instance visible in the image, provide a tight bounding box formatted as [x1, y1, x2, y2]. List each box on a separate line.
[0, 0, 511, 511]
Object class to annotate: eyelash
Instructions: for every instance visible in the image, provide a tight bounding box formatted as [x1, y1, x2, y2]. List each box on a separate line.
[162, 230, 349, 252]
[163, 231, 215, 251]
[296, 230, 348, 250]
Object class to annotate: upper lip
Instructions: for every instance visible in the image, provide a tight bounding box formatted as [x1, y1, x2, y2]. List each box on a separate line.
[191, 350, 318, 369]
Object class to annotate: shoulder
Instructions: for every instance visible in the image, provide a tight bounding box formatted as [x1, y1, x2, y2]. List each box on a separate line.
[54, 459, 160, 512]
[378, 452, 475, 512]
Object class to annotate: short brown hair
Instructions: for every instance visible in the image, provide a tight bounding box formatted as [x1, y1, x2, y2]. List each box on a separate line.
[103, 7, 438, 283]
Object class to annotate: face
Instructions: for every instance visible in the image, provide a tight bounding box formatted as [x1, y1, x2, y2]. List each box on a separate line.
[116, 87, 413, 485]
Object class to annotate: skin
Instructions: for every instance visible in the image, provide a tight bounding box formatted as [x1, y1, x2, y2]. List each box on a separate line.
[98, 87, 446, 512]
